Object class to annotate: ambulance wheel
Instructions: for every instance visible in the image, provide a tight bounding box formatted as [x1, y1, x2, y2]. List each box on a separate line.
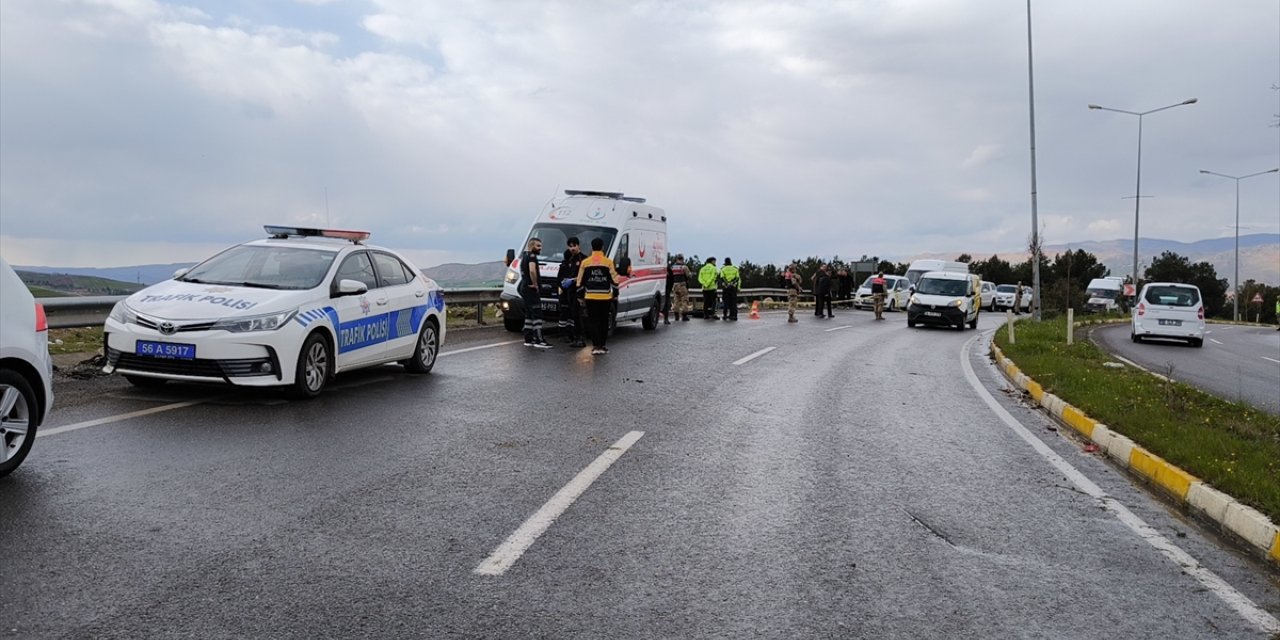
[907, 318, 916, 328]
[503, 315, 523, 333]
[641, 297, 660, 330]
[124, 375, 167, 388]
[291, 332, 330, 399]
[968, 316, 978, 329]
[608, 302, 618, 336]
[405, 318, 439, 374]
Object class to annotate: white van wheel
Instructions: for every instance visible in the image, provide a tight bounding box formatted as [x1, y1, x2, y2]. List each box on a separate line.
[641, 296, 660, 330]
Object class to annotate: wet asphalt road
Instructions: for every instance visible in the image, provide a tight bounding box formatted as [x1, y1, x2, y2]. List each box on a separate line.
[3, 310, 1279, 639]
[1092, 323, 1280, 415]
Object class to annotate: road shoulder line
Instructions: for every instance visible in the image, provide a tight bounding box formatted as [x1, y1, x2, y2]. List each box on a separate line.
[965, 334, 1280, 634]
[989, 339, 1280, 567]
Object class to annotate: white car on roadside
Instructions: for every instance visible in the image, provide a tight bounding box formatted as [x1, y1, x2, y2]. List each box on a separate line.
[852, 275, 911, 311]
[0, 256, 54, 477]
[103, 226, 447, 398]
[993, 284, 1030, 312]
[1131, 282, 1205, 348]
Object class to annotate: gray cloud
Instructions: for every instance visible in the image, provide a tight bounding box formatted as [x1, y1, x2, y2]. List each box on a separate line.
[1, 0, 1276, 269]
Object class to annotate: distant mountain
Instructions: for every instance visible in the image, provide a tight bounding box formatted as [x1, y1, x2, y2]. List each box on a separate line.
[913, 234, 1279, 284]
[422, 261, 507, 288]
[15, 263, 195, 286]
[17, 270, 146, 296]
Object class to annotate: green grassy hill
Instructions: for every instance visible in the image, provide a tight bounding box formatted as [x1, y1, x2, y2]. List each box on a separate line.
[17, 271, 145, 296]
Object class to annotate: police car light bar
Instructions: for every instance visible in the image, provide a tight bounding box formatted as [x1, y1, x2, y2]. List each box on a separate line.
[264, 225, 371, 243]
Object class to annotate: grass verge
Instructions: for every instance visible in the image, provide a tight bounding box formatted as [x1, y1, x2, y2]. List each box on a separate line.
[994, 316, 1280, 523]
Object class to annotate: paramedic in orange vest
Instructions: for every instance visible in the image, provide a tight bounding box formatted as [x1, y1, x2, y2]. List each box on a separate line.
[871, 272, 887, 321]
[576, 237, 620, 355]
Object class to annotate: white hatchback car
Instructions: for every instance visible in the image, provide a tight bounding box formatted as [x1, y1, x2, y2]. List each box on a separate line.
[0, 256, 54, 477]
[1131, 282, 1205, 347]
[103, 226, 447, 398]
[853, 275, 910, 311]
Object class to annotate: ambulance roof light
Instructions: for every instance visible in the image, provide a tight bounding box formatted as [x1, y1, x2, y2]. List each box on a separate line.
[564, 189, 624, 199]
[264, 225, 370, 244]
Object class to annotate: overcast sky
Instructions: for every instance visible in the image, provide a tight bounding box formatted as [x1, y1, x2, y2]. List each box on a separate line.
[1, 0, 1277, 269]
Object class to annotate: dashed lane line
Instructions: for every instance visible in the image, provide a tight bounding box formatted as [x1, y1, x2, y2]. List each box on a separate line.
[474, 430, 644, 576]
[824, 325, 852, 332]
[732, 347, 777, 365]
[1262, 356, 1280, 364]
[1209, 338, 1223, 345]
[962, 333, 1280, 635]
[438, 339, 525, 357]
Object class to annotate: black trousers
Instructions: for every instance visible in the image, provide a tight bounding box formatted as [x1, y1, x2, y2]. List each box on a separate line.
[585, 299, 611, 348]
[815, 294, 833, 317]
[723, 287, 738, 319]
[702, 289, 717, 318]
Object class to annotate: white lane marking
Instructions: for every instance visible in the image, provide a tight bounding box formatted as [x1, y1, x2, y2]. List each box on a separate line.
[962, 334, 1280, 635]
[1262, 356, 1280, 364]
[38, 399, 212, 438]
[41, 340, 524, 440]
[1209, 338, 1223, 345]
[732, 347, 776, 365]
[824, 325, 852, 332]
[438, 340, 524, 358]
[475, 430, 644, 576]
[1110, 355, 1170, 382]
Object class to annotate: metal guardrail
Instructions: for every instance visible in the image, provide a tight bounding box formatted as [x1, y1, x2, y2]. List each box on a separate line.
[36, 287, 811, 329]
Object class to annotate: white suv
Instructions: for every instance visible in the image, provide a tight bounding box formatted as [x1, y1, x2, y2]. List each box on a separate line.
[0, 256, 54, 477]
[1131, 282, 1205, 347]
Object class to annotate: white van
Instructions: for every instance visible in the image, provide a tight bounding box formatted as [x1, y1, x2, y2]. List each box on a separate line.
[906, 270, 982, 330]
[1131, 282, 1205, 347]
[904, 259, 969, 286]
[1084, 276, 1125, 313]
[501, 190, 667, 334]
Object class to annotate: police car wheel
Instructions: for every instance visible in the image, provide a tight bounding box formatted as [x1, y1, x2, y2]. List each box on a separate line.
[292, 333, 330, 399]
[0, 370, 38, 477]
[405, 319, 439, 374]
[124, 375, 167, 388]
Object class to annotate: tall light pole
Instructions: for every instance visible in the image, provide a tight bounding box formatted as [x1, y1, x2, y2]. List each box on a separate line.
[1198, 167, 1280, 321]
[1088, 98, 1197, 289]
[1025, 0, 1042, 319]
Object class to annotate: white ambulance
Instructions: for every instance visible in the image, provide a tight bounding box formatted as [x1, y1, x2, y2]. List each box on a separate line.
[501, 190, 668, 334]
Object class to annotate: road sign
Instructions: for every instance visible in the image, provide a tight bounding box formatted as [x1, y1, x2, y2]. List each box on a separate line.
[1123, 284, 1135, 297]
[1252, 293, 1264, 304]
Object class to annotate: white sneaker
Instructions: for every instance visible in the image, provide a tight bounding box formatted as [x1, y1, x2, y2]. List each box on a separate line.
[591, 349, 604, 355]
[532, 341, 552, 350]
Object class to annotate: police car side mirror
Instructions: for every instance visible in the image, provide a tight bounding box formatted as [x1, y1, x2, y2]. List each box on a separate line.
[172, 268, 189, 279]
[504, 249, 516, 267]
[334, 279, 368, 297]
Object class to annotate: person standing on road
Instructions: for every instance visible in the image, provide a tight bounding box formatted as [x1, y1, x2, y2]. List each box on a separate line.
[870, 271, 887, 321]
[520, 238, 552, 349]
[1013, 280, 1024, 316]
[699, 257, 720, 320]
[720, 257, 741, 321]
[1275, 296, 1279, 330]
[556, 237, 586, 347]
[784, 264, 802, 323]
[837, 267, 853, 309]
[576, 237, 620, 355]
[814, 264, 834, 318]
[666, 254, 692, 322]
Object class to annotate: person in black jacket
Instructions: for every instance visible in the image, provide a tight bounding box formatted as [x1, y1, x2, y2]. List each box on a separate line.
[814, 264, 834, 318]
[556, 237, 586, 347]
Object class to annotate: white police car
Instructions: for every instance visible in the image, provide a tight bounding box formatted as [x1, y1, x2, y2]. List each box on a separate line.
[103, 226, 446, 398]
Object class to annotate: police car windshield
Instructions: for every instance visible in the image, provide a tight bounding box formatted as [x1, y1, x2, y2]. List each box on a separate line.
[527, 224, 617, 263]
[916, 277, 968, 296]
[179, 245, 337, 290]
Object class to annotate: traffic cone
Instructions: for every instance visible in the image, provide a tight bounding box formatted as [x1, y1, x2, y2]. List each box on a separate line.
[749, 300, 760, 320]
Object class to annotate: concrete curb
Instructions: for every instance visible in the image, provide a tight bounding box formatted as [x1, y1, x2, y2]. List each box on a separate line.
[989, 340, 1280, 566]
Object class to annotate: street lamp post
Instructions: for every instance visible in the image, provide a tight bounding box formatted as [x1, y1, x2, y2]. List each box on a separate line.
[1198, 167, 1280, 321]
[1025, 0, 1042, 319]
[1088, 98, 1197, 289]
